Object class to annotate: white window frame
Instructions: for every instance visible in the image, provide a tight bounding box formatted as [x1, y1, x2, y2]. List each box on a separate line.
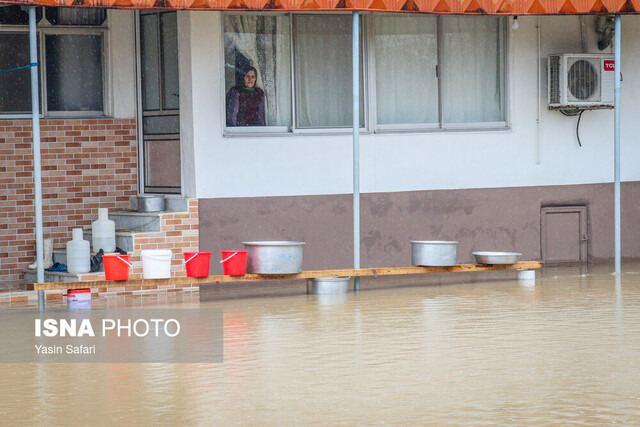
[0, 9, 108, 119]
[221, 12, 294, 136]
[222, 12, 509, 137]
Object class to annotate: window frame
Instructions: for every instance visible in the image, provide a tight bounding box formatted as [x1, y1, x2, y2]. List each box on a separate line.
[0, 9, 108, 118]
[221, 12, 509, 137]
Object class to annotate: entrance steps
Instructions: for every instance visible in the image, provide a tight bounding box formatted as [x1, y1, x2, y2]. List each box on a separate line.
[23, 197, 199, 287]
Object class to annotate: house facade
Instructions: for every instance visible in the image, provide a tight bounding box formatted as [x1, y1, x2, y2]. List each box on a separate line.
[1, 6, 639, 285]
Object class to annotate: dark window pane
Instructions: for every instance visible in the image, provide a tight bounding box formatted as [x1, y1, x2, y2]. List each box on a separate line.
[0, 33, 33, 113]
[143, 115, 180, 135]
[45, 8, 106, 26]
[140, 13, 160, 111]
[45, 34, 103, 112]
[0, 6, 42, 25]
[161, 12, 179, 110]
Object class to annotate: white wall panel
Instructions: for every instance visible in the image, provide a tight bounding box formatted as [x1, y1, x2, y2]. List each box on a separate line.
[185, 13, 640, 198]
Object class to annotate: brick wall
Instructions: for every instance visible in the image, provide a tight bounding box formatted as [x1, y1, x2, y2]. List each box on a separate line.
[77, 199, 200, 282]
[0, 118, 138, 286]
[73, 199, 200, 297]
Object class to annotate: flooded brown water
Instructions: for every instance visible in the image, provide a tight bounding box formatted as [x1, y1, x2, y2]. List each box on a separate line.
[2, 266, 640, 424]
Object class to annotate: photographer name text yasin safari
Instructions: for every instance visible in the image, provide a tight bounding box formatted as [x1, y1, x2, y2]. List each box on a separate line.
[34, 318, 181, 338]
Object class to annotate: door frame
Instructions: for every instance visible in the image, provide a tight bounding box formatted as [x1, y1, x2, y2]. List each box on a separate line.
[540, 205, 589, 264]
[134, 10, 182, 195]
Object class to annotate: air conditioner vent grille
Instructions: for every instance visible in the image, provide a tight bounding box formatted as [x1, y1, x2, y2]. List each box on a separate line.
[567, 59, 598, 101]
[549, 55, 560, 105]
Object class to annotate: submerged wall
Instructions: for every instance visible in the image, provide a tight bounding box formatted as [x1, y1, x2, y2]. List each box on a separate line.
[200, 182, 640, 273]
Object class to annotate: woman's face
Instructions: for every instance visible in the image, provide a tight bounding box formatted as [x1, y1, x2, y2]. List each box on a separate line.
[244, 70, 257, 88]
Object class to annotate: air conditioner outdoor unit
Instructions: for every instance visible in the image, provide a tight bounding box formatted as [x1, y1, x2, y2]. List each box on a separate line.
[548, 53, 615, 109]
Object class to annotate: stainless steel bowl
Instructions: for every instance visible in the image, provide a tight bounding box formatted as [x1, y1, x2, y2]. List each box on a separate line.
[137, 195, 165, 212]
[410, 240, 458, 266]
[242, 241, 305, 274]
[472, 251, 522, 264]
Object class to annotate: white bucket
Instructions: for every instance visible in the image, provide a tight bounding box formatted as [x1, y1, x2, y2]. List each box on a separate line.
[141, 249, 172, 279]
[64, 288, 92, 310]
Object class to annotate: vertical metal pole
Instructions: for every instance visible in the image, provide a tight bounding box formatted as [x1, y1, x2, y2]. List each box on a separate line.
[614, 15, 621, 275]
[352, 11, 361, 292]
[29, 7, 45, 310]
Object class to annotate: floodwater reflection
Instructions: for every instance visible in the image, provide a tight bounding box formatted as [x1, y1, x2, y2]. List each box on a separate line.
[2, 267, 640, 424]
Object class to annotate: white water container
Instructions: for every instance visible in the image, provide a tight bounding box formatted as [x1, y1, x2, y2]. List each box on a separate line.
[141, 249, 172, 279]
[64, 288, 92, 310]
[67, 228, 90, 274]
[92, 208, 116, 253]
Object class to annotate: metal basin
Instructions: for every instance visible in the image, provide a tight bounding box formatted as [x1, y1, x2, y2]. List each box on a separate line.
[242, 241, 305, 274]
[472, 251, 522, 264]
[410, 241, 458, 266]
[137, 195, 165, 212]
[309, 277, 350, 295]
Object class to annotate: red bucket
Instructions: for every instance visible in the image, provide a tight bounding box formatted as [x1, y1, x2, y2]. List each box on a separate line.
[184, 251, 212, 278]
[103, 254, 131, 281]
[220, 250, 248, 276]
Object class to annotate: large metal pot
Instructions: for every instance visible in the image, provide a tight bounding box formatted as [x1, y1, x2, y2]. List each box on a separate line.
[242, 241, 305, 274]
[137, 194, 165, 212]
[410, 240, 458, 266]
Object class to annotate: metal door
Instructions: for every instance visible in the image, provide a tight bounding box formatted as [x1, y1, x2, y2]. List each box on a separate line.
[137, 11, 181, 194]
[541, 206, 588, 263]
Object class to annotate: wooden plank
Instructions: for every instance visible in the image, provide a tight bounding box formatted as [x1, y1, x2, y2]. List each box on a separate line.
[28, 261, 543, 291]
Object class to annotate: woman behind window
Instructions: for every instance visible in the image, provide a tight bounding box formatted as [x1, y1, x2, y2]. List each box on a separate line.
[226, 66, 266, 127]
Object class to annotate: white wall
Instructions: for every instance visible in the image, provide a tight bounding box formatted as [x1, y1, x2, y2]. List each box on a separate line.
[108, 10, 136, 118]
[184, 13, 640, 199]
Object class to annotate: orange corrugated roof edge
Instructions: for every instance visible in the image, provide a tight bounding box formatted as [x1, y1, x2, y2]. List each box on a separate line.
[0, 0, 637, 13]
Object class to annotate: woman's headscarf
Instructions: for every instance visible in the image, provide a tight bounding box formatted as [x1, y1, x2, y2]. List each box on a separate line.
[236, 66, 258, 93]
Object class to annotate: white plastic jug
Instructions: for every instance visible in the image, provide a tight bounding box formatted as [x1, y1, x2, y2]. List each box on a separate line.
[92, 208, 116, 253]
[67, 228, 90, 274]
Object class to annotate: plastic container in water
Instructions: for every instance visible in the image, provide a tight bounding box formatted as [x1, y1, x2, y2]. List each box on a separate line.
[141, 249, 172, 279]
[103, 254, 131, 281]
[92, 208, 116, 253]
[64, 288, 92, 310]
[66, 228, 90, 275]
[184, 252, 212, 277]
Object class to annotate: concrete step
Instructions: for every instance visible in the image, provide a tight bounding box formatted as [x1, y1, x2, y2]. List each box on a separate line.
[129, 195, 189, 213]
[23, 269, 79, 285]
[106, 211, 161, 233]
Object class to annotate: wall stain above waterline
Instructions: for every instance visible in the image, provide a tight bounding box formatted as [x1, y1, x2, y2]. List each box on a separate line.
[405, 193, 476, 217]
[365, 194, 394, 218]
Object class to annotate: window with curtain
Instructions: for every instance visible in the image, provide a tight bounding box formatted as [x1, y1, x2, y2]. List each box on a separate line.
[441, 16, 505, 125]
[293, 14, 364, 129]
[223, 13, 506, 134]
[374, 14, 438, 127]
[224, 14, 291, 130]
[0, 6, 106, 116]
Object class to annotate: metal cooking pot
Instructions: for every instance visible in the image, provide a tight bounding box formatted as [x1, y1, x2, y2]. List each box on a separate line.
[137, 195, 165, 212]
[410, 240, 458, 266]
[242, 241, 305, 274]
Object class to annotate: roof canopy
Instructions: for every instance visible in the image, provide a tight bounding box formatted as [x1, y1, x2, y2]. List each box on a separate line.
[0, 0, 638, 14]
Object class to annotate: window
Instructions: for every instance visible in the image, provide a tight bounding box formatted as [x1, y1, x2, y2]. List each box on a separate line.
[0, 6, 107, 116]
[224, 14, 291, 131]
[293, 15, 364, 129]
[223, 13, 507, 134]
[140, 11, 180, 134]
